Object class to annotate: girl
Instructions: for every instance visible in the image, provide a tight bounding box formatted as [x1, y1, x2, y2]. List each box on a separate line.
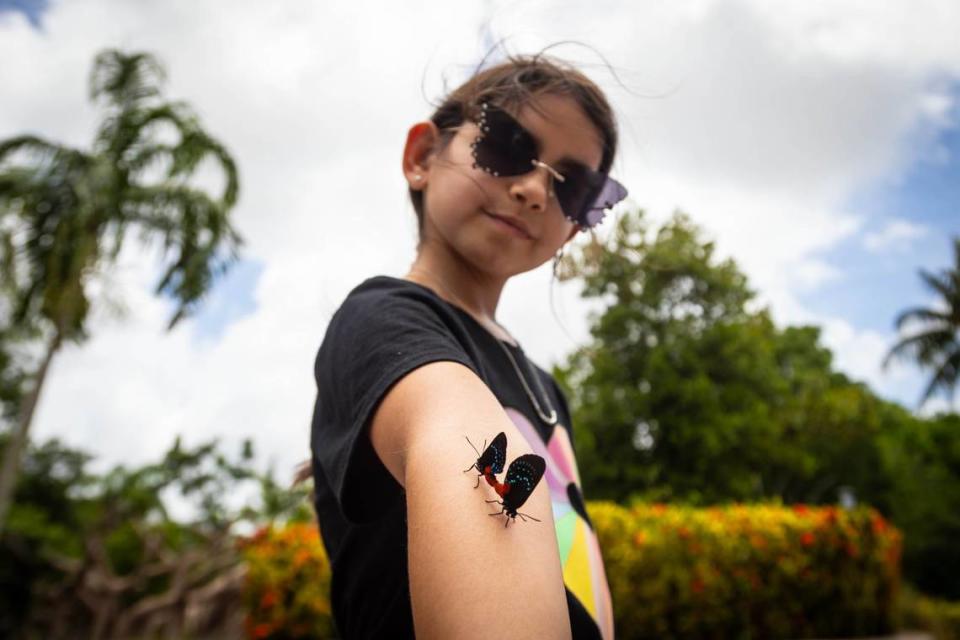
[310, 54, 627, 639]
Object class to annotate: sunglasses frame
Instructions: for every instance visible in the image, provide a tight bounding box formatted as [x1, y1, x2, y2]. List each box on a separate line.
[467, 102, 627, 230]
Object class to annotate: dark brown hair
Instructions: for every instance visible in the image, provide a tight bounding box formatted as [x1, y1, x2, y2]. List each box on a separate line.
[409, 53, 619, 239]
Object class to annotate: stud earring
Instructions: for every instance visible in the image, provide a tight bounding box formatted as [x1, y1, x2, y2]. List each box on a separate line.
[413, 174, 422, 181]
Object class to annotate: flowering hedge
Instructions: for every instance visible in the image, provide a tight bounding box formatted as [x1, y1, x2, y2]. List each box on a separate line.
[591, 502, 902, 639]
[239, 523, 334, 639]
[240, 503, 901, 639]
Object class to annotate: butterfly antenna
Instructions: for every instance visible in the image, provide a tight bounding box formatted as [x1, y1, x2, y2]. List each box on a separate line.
[464, 436, 482, 458]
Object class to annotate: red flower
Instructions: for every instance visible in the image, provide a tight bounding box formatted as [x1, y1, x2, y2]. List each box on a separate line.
[691, 577, 705, 594]
[253, 622, 273, 639]
[260, 590, 278, 609]
[792, 504, 810, 517]
[800, 531, 815, 547]
[871, 514, 888, 535]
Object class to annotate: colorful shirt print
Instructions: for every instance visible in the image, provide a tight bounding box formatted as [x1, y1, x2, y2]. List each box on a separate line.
[506, 407, 615, 640]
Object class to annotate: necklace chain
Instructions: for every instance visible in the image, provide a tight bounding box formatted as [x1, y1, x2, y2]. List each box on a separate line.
[405, 270, 558, 426]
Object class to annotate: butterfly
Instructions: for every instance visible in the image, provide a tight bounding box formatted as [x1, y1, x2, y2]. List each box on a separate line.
[463, 432, 507, 489]
[464, 432, 546, 527]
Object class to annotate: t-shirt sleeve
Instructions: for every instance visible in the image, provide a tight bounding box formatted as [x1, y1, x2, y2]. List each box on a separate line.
[311, 287, 480, 522]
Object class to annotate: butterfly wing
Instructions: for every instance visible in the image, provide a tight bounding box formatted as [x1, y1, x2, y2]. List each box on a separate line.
[502, 454, 546, 513]
[477, 431, 507, 475]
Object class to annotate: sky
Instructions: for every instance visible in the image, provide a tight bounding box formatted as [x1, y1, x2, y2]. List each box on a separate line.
[1, 0, 958, 482]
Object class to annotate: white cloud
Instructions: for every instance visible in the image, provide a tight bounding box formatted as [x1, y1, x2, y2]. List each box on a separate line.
[863, 219, 929, 252]
[2, 0, 959, 476]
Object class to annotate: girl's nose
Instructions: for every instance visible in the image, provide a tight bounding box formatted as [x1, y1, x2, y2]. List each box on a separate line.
[509, 164, 556, 213]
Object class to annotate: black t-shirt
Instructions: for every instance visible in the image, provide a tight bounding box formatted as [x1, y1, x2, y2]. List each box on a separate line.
[310, 275, 613, 639]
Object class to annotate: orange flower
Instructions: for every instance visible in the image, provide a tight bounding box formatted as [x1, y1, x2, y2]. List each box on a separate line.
[253, 622, 273, 639]
[260, 590, 278, 609]
[800, 531, 815, 547]
[634, 531, 648, 547]
[691, 577, 705, 594]
[652, 503, 667, 515]
[294, 548, 313, 569]
[871, 514, 888, 535]
[792, 504, 810, 517]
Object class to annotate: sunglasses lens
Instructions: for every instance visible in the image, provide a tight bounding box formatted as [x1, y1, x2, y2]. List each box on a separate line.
[555, 168, 627, 228]
[473, 106, 538, 176]
[583, 176, 628, 227]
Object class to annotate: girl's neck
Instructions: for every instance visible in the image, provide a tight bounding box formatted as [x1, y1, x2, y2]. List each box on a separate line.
[403, 256, 518, 347]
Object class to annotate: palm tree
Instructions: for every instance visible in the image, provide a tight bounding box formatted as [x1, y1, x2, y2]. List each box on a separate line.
[884, 237, 960, 409]
[0, 49, 243, 531]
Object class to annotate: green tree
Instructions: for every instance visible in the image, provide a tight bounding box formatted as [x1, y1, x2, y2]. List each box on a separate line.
[555, 210, 779, 502]
[554, 209, 892, 505]
[884, 236, 960, 408]
[0, 49, 243, 531]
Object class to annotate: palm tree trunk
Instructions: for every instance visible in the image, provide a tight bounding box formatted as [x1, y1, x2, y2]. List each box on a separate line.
[0, 329, 62, 533]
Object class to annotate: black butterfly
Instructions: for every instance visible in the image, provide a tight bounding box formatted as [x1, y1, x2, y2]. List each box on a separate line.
[486, 453, 546, 527]
[463, 431, 507, 489]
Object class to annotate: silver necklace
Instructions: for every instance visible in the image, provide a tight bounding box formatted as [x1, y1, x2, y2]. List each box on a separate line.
[405, 271, 558, 426]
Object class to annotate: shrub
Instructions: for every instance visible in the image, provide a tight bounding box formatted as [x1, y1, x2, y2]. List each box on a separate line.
[590, 501, 902, 639]
[240, 523, 334, 639]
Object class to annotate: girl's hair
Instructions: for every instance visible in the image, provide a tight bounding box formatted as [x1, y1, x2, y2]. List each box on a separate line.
[409, 53, 619, 240]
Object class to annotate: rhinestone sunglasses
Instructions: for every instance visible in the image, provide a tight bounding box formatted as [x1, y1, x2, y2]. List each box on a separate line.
[469, 102, 628, 229]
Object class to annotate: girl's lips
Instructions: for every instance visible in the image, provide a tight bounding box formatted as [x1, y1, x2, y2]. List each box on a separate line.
[484, 210, 532, 239]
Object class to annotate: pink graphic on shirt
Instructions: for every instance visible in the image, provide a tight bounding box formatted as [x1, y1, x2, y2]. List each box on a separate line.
[503, 406, 614, 640]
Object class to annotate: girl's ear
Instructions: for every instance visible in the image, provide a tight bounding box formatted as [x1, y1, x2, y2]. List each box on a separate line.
[402, 121, 441, 191]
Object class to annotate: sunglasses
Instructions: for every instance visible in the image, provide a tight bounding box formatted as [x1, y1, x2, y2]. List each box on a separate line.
[468, 102, 627, 229]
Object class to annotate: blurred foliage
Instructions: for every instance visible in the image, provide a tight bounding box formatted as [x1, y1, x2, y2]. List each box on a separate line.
[0, 433, 310, 638]
[555, 208, 960, 599]
[589, 501, 901, 639]
[899, 584, 960, 640]
[240, 523, 334, 639]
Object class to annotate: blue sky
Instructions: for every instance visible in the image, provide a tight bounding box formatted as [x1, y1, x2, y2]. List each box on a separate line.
[188, 259, 263, 345]
[0, 0, 49, 28]
[796, 83, 958, 370]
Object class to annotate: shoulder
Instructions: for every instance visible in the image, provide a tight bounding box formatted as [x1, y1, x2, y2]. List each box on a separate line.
[330, 275, 446, 325]
[316, 276, 470, 372]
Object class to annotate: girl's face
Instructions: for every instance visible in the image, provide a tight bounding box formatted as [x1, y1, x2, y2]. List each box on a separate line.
[412, 93, 605, 280]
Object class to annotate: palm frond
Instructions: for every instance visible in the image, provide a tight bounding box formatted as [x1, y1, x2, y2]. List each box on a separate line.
[918, 268, 959, 308]
[90, 49, 166, 108]
[918, 346, 960, 407]
[894, 306, 952, 331]
[883, 328, 957, 369]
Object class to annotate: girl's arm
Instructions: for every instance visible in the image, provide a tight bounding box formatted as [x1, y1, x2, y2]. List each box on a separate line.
[370, 360, 572, 640]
